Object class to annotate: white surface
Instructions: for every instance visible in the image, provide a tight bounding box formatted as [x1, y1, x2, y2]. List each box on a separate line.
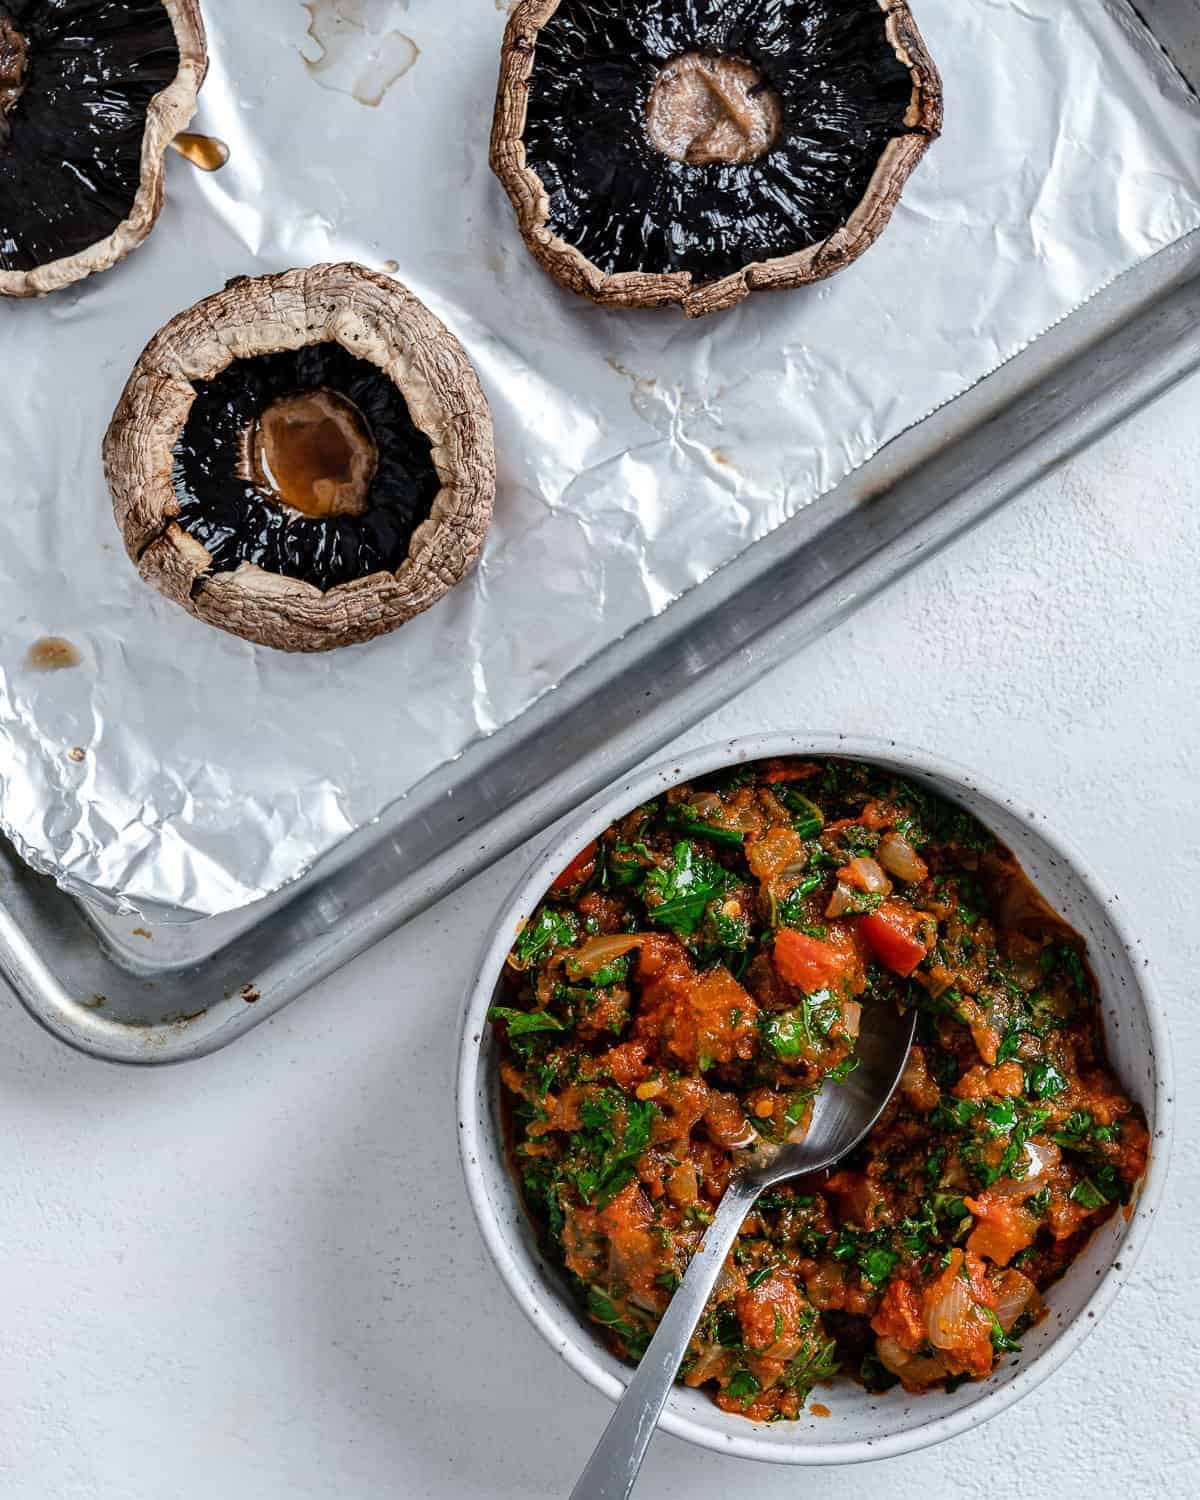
[3, 376, 1199, 1497]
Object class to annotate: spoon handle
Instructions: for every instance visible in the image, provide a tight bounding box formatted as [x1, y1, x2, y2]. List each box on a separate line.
[569, 1174, 762, 1500]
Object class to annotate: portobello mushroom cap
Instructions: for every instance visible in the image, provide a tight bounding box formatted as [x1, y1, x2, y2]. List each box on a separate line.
[0, 0, 207, 297]
[103, 264, 497, 653]
[491, 0, 942, 317]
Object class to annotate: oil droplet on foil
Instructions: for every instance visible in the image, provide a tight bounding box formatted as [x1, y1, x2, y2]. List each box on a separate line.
[25, 636, 80, 671]
[170, 131, 231, 171]
[301, 0, 419, 108]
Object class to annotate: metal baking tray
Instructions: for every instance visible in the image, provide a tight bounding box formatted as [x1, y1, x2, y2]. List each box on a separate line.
[3, 0, 1200, 1065]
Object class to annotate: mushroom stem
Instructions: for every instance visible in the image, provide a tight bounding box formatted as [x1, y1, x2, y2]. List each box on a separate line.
[252, 388, 379, 520]
[0, 11, 28, 148]
[646, 54, 782, 168]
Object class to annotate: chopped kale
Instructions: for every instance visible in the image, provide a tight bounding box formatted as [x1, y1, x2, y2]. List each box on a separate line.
[724, 1369, 761, 1407]
[645, 841, 732, 936]
[1025, 1061, 1067, 1099]
[776, 788, 825, 839]
[488, 1005, 568, 1037]
[666, 804, 746, 848]
[774, 873, 823, 928]
[512, 906, 577, 967]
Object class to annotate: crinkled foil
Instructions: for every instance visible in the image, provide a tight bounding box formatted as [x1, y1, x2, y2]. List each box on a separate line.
[1, 0, 1198, 919]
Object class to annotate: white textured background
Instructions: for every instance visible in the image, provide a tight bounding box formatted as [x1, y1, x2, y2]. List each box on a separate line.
[2, 375, 1197, 1497]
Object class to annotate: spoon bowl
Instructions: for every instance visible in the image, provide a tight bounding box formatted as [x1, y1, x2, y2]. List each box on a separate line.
[568, 1002, 917, 1500]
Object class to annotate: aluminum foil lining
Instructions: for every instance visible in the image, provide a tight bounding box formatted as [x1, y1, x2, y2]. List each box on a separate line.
[1, 0, 1198, 920]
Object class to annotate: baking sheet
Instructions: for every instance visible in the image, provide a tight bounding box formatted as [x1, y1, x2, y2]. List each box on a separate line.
[1, 0, 1199, 919]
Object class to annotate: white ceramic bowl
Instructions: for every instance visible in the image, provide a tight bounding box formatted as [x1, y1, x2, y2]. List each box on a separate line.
[456, 734, 1172, 1465]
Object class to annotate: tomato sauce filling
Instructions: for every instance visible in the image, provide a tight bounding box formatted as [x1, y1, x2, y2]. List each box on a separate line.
[490, 759, 1148, 1420]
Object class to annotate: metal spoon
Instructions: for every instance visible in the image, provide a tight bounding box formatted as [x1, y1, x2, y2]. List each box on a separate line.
[569, 1001, 917, 1500]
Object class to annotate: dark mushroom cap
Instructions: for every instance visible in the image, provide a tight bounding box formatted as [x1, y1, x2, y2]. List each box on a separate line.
[103, 264, 497, 653]
[491, 0, 942, 317]
[0, 0, 206, 297]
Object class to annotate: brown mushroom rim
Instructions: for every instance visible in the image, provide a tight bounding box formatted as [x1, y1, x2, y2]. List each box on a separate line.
[252, 388, 379, 521]
[490, 0, 943, 318]
[103, 264, 496, 654]
[0, 13, 28, 143]
[646, 54, 782, 167]
[0, 0, 207, 298]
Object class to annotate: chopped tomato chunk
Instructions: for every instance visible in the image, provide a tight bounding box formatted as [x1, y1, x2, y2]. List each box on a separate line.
[550, 840, 598, 891]
[964, 1192, 1038, 1267]
[636, 937, 758, 1070]
[872, 1279, 924, 1347]
[859, 901, 929, 977]
[954, 1061, 1026, 1101]
[762, 762, 821, 783]
[736, 1274, 807, 1358]
[773, 926, 857, 994]
[746, 826, 804, 882]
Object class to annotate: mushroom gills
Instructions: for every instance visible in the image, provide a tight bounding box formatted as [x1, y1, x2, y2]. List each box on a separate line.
[0, 0, 181, 271]
[172, 343, 441, 594]
[522, 0, 920, 283]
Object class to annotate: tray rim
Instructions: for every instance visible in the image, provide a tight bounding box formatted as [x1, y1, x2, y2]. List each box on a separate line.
[6, 1, 1200, 1062]
[6, 239, 1200, 1062]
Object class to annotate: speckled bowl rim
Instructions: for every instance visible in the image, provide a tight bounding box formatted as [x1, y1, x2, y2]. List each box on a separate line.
[456, 732, 1174, 1466]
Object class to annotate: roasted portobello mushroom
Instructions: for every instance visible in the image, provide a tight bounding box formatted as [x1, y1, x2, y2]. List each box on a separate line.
[0, 0, 207, 297]
[104, 264, 496, 653]
[492, 0, 942, 317]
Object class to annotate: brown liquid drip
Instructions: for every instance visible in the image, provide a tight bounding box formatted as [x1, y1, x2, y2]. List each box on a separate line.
[646, 53, 782, 166]
[25, 636, 81, 672]
[170, 131, 231, 172]
[252, 388, 378, 520]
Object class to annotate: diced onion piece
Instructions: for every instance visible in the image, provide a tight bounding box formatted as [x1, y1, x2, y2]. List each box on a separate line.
[666, 1160, 699, 1208]
[786, 1107, 813, 1144]
[565, 933, 646, 979]
[683, 1343, 728, 1388]
[842, 857, 892, 894]
[876, 1337, 950, 1388]
[689, 792, 726, 821]
[704, 1093, 756, 1149]
[825, 881, 855, 918]
[1022, 1135, 1061, 1182]
[841, 1000, 863, 1039]
[994, 1268, 1042, 1332]
[995, 1138, 1061, 1200]
[926, 1275, 973, 1351]
[1010, 952, 1043, 990]
[877, 832, 928, 884]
